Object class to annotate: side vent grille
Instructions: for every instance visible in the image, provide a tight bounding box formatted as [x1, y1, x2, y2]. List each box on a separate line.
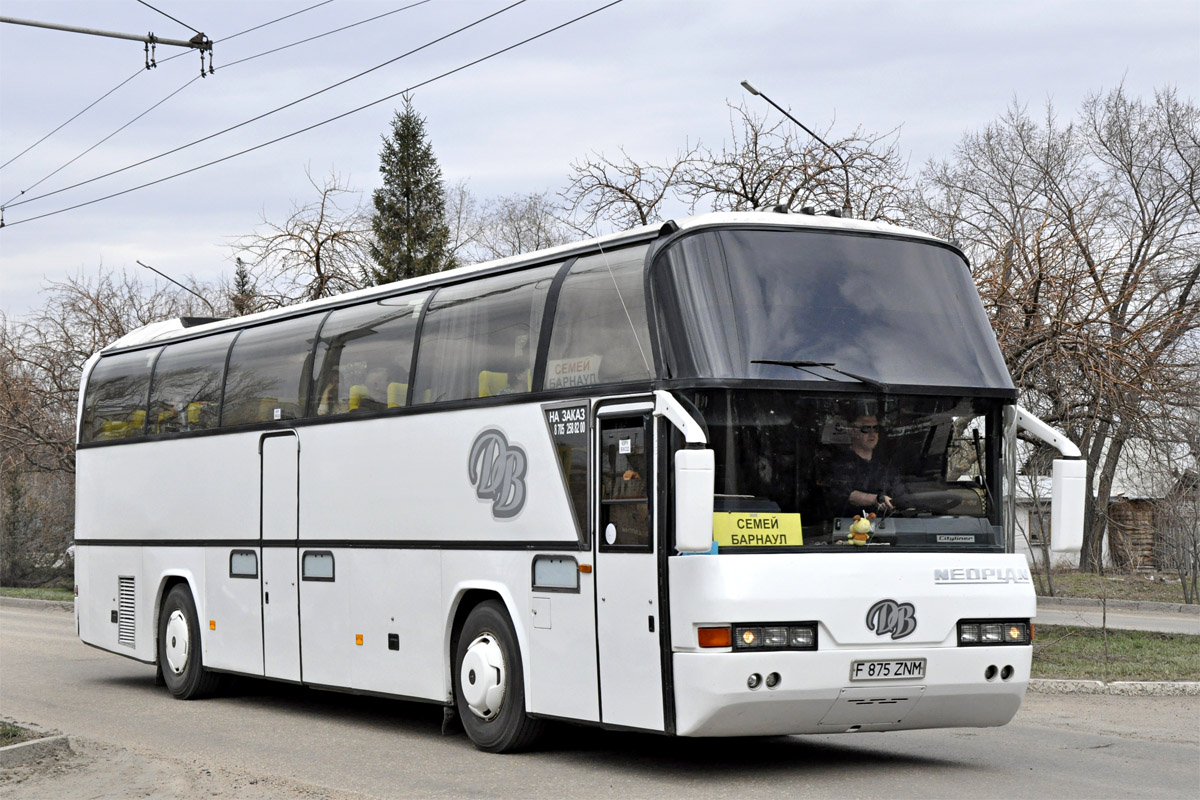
[117, 576, 135, 648]
[849, 696, 907, 706]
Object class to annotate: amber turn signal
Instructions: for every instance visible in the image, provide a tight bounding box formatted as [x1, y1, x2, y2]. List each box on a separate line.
[698, 626, 732, 648]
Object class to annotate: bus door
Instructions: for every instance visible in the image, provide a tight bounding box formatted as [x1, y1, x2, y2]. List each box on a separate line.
[260, 431, 301, 682]
[594, 405, 664, 731]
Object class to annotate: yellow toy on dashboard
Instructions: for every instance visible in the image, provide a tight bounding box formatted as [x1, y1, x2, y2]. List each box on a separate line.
[848, 513, 875, 546]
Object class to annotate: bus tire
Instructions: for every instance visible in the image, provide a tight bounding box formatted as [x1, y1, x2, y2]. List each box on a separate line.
[158, 584, 220, 700]
[454, 600, 543, 753]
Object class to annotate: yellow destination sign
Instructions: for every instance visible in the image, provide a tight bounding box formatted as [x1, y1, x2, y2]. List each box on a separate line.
[713, 512, 803, 547]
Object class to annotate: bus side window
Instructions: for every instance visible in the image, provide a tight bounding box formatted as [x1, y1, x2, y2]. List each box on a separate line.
[311, 293, 429, 417]
[412, 264, 558, 404]
[148, 332, 235, 434]
[221, 315, 324, 427]
[80, 348, 160, 443]
[599, 421, 650, 550]
[544, 247, 652, 391]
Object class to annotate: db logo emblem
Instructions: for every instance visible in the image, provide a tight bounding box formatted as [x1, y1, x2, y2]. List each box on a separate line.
[468, 428, 527, 519]
[866, 599, 917, 640]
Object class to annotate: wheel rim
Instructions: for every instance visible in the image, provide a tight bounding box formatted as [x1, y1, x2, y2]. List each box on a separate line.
[164, 609, 190, 676]
[460, 632, 506, 721]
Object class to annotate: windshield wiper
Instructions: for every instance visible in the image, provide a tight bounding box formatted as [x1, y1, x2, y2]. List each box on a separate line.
[751, 359, 890, 392]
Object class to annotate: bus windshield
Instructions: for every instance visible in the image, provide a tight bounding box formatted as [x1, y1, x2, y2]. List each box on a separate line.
[686, 389, 1006, 551]
[654, 228, 1015, 394]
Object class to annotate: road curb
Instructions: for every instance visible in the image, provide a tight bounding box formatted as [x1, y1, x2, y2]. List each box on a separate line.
[0, 734, 72, 767]
[0, 596, 73, 612]
[1028, 679, 1200, 696]
[1037, 595, 1199, 615]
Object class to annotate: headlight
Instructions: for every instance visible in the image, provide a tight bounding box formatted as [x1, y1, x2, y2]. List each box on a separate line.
[725, 622, 818, 651]
[1004, 622, 1031, 643]
[958, 619, 1031, 646]
[736, 627, 762, 648]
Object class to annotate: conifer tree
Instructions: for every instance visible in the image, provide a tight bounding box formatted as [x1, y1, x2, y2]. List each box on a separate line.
[230, 257, 257, 316]
[368, 96, 455, 284]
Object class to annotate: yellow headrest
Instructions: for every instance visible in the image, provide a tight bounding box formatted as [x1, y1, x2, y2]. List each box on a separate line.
[478, 371, 508, 398]
[99, 419, 128, 439]
[348, 385, 368, 411]
[388, 382, 407, 408]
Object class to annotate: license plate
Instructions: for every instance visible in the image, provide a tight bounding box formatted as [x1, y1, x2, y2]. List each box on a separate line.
[849, 658, 926, 681]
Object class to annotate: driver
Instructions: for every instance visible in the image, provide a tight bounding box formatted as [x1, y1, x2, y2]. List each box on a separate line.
[827, 414, 907, 516]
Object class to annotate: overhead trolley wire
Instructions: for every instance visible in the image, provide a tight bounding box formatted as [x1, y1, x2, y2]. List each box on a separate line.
[218, 0, 335, 44]
[0, 0, 332, 174]
[1, 0, 625, 230]
[1, 0, 428, 208]
[1, 76, 204, 208]
[223, 0, 431, 70]
[3, 0, 527, 213]
[0, 68, 143, 173]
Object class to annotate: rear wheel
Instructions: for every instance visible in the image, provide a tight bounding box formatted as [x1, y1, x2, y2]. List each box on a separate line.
[158, 584, 220, 699]
[454, 600, 543, 752]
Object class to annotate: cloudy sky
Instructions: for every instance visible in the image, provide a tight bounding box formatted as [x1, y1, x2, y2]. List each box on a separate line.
[1, 0, 1196, 317]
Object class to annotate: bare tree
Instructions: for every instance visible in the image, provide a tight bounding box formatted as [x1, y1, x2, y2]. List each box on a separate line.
[1155, 475, 1200, 603]
[912, 86, 1200, 572]
[0, 461, 74, 588]
[445, 183, 574, 264]
[473, 191, 573, 261]
[444, 178, 485, 265]
[0, 269, 214, 476]
[1139, 401, 1200, 602]
[561, 143, 697, 232]
[0, 269, 215, 587]
[678, 104, 908, 221]
[232, 169, 371, 308]
[560, 102, 909, 231]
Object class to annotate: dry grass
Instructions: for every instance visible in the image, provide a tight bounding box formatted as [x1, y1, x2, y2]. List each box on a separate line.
[0, 720, 40, 747]
[0, 587, 73, 602]
[1032, 625, 1200, 681]
[1033, 569, 1191, 604]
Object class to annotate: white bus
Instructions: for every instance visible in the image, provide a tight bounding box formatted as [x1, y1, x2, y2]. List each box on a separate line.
[74, 211, 1083, 752]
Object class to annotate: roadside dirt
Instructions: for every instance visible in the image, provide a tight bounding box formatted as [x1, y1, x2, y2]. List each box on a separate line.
[3, 694, 1197, 799]
[0, 736, 370, 800]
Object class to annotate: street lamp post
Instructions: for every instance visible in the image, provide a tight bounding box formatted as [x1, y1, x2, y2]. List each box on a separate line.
[740, 80, 852, 217]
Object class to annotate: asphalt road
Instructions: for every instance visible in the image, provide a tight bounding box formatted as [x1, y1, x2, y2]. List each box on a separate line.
[1035, 604, 1200, 634]
[2, 602, 1197, 799]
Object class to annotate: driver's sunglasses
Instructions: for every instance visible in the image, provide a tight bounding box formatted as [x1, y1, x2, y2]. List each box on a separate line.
[857, 425, 882, 434]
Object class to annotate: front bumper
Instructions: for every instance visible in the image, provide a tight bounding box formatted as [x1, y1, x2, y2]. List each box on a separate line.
[673, 645, 1030, 737]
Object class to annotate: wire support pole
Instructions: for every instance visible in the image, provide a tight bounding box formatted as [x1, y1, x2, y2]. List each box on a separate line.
[0, 16, 211, 50]
[137, 261, 216, 315]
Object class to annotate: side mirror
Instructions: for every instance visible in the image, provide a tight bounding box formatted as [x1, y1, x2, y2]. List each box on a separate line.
[674, 448, 715, 553]
[1051, 458, 1085, 553]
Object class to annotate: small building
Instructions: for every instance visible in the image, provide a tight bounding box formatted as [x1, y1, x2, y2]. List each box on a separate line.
[1013, 439, 1198, 572]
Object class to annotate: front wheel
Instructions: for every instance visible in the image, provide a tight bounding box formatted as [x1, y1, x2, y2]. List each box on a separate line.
[454, 600, 543, 752]
[158, 584, 221, 699]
